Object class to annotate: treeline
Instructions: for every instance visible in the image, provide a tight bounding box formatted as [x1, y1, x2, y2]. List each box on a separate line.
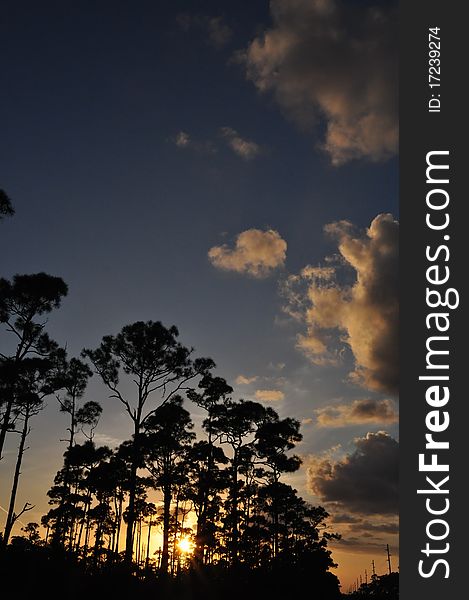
[0, 194, 343, 598]
[346, 573, 399, 598]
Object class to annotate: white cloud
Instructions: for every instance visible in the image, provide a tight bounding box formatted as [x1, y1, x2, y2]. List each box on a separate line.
[209, 228, 287, 278]
[242, 0, 397, 164]
[92, 433, 123, 449]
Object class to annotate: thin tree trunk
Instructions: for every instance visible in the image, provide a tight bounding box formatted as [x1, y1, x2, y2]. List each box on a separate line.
[273, 473, 280, 558]
[0, 392, 14, 461]
[124, 423, 140, 566]
[145, 519, 152, 571]
[2, 407, 30, 546]
[75, 511, 86, 554]
[231, 452, 239, 566]
[171, 494, 180, 575]
[137, 517, 142, 567]
[0, 324, 34, 459]
[84, 509, 93, 561]
[115, 495, 123, 554]
[160, 486, 171, 574]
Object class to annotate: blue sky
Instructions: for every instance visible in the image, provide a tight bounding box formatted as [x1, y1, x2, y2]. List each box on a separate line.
[0, 0, 399, 587]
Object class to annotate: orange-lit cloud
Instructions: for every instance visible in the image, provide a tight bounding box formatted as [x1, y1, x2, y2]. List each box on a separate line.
[283, 214, 398, 395]
[254, 389, 285, 402]
[241, 0, 397, 164]
[235, 374, 259, 385]
[209, 228, 287, 278]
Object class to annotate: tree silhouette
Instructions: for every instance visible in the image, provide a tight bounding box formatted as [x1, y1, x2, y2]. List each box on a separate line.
[183, 440, 229, 565]
[50, 356, 101, 546]
[54, 357, 97, 450]
[21, 522, 40, 544]
[0, 273, 68, 458]
[46, 441, 112, 553]
[142, 396, 195, 574]
[254, 411, 302, 557]
[82, 320, 214, 566]
[209, 399, 267, 564]
[0, 189, 14, 220]
[187, 374, 232, 563]
[2, 353, 63, 546]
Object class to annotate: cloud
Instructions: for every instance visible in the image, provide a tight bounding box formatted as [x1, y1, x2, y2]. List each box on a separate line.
[209, 228, 287, 278]
[334, 538, 398, 554]
[177, 14, 233, 48]
[206, 16, 233, 48]
[171, 127, 261, 160]
[235, 374, 259, 385]
[174, 131, 191, 148]
[301, 266, 336, 281]
[241, 0, 397, 164]
[349, 520, 399, 534]
[315, 398, 398, 428]
[92, 433, 124, 449]
[220, 127, 262, 160]
[267, 361, 286, 371]
[254, 389, 285, 402]
[331, 513, 363, 524]
[283, 214, 398, 395]
[307, 431, 398, 515]
[171, 131, 216, 154]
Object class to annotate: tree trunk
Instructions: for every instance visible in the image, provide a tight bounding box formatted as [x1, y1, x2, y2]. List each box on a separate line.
[0, 392, 14, 461]
[115, 495, 123, 554]
[171, 494, 180, 575]
[273, 474, 280, 558]
[195, 417, 213, 565]
[124, 425, 140, 566]
[0, 339, 30, 460]
[231, 452, 239, 566]
[145, 519, 152, 571]
[2, 407, 29, 546]
[160, 486, 172, 574]
[75, 510, 86, 554]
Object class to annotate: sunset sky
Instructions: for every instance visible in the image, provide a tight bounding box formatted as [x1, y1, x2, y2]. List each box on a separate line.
[0, 0, 398, 589]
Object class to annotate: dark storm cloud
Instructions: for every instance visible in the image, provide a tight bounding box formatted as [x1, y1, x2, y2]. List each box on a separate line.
[243, 0, 398, 164]
[335, 538, 398, 554]
[349, 520, 399, 534]
[315, 398, 398, 427]
[331, 513, 363, 524]
[308, 431, 398, 515]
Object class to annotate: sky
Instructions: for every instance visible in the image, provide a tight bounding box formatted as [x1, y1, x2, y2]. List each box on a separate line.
[0, 0, 398, 590]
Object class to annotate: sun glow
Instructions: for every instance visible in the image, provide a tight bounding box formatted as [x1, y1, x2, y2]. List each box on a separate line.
[177, 537, 194, 554]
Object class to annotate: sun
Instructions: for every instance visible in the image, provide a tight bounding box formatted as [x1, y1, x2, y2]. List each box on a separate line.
[177, 536, 194, 554]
